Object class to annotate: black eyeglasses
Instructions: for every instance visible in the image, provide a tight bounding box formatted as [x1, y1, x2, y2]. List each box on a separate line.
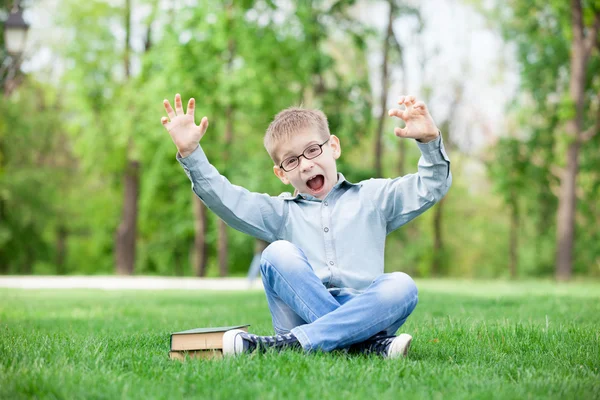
[279, 138, 330, 172]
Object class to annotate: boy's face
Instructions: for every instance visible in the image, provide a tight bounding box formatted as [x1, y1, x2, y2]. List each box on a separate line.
[273, 128, 341, 200]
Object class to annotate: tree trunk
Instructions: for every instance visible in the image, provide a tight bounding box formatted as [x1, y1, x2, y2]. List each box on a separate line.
[374, 0, 393, 177]
[143, 0, 159, 52]
[429, 85, 459, 277]
[23, 242, 33, 274]
[390, 10, 407, 177]
[397, 140, 405, 177]
[114, 0, 139, 276]
[56, 225, 68, 275]
[218, 102, 234, 277]
[115, 159, 139, 275]
[509, 190, 519, 279]
[218, 220, 228, 277]
[0, 153, 5, 273]
[174, 248, 184, 276]
[217, 18, 236, 277]
[192, 194, 208, 277]
[555, 0, 591, 280]
[555, 140, 581, 280]
[431, 198, 445, 276]
[123, 0, 131, 78]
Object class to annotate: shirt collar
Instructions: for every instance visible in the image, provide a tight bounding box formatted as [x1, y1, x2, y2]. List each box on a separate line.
[279, 172, 359, 202]
[335, 172, 360, 188]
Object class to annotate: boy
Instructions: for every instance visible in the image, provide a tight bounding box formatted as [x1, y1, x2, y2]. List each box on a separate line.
[161, 94, 451, 358]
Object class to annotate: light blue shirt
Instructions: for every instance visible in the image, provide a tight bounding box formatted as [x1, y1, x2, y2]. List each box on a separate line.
[177, 135, 451, 294]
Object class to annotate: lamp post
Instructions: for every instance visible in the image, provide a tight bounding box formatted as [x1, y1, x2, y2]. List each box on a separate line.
[0, 4, 30, 272]
[4, 6, 29, 55]
[3, 4, 30, 96]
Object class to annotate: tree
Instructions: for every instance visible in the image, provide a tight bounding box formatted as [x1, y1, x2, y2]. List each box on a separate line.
[0, 80, 75, 274]
[431, 83, 463, 276]
[373, 0, 417, 178]
[488, 136, 529, 279]
[113, 0, 137, 275]
[555, 0, 599, 280]
[487, 0, 600, 280]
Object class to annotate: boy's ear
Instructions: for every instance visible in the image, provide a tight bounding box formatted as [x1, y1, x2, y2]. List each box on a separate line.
[273, 165, 290, 185]
[330, 135, 342, 160]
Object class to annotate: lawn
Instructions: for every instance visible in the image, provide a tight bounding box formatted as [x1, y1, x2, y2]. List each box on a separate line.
[1, 280, 599, 399]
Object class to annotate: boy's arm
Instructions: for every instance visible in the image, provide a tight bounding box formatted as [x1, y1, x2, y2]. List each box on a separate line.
[162, 94, 286, 243]
[364, 95, 451, 233]
[365, 134, 451, 233]
[177, 146, 286, 243]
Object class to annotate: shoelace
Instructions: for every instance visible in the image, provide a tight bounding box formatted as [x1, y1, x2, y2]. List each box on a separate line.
[369, 336, 395, 356]
[243, 332, 298, 352]
[353, 335, 396, 356]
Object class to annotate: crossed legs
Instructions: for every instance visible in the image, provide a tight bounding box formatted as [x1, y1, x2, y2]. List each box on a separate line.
[260, 240, 418, 352]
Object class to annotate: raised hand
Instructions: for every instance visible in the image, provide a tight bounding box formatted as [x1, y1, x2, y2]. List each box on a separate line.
[161, 93, 209, 158]
[388, 95, 440, 143]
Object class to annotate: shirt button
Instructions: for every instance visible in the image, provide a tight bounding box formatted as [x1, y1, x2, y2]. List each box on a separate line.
[324, 227, 329, 232]
[329, 261, 334, 265]
[324, 201, 328, 206]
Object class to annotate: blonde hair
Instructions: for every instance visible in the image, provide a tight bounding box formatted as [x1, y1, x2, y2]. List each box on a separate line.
[264, 107, 330, 163]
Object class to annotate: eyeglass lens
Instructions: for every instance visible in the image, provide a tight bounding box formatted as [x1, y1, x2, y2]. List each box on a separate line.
[282, 144, 322, 171]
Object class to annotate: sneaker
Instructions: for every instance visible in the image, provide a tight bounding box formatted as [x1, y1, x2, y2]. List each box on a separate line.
[222, 329, 301, 356]
[352, 333, 412, 359]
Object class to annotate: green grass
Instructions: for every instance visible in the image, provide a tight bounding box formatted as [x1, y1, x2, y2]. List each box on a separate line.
[1, 280, 599, 399]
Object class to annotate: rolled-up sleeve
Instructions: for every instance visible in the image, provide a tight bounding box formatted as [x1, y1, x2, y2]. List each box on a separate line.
[363, 134, 452, 234]
[177, 145, 287, 243]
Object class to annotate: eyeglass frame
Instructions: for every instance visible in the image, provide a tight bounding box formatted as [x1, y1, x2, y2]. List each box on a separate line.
[279, 138, 331, 172]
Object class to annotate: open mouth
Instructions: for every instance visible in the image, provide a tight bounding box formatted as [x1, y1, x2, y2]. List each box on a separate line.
[306, 174, 325, 193]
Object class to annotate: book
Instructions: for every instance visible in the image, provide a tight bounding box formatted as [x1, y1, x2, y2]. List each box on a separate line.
[169, 350, 224, 361]
[170, 324, 250, 351]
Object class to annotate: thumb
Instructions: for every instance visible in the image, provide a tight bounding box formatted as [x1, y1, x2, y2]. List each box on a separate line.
[198, 117, 209, 135]
[394, 127, 409, 138]
[161, 117, 169, 128]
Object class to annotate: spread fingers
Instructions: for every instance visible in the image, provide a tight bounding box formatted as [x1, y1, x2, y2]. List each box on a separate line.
[186, 98, 195, 117]
[388, 108, 408, 120]
[174, 93, 184, 115]
[163, 99, 175, 119]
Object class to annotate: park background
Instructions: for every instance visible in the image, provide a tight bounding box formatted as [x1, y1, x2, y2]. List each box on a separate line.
[1, 0, 599, 281]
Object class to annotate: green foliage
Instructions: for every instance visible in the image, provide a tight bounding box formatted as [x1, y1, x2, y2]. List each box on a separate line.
[2, 0, 599, 278]
[477, 0, 600, 277]
[557, 95, 577, 123]
[0, 80, 78, 273]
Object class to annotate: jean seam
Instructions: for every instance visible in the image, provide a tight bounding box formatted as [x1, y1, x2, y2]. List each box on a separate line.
[263, 283, 289, 331]
[291, 326, 312, 351]
[262, 258, 322, 322]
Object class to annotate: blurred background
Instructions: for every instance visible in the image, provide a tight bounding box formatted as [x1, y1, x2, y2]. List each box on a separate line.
[0, 0, 598, 281]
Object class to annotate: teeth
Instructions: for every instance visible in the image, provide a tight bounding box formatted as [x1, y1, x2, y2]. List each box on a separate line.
[306, 174, 324, 192]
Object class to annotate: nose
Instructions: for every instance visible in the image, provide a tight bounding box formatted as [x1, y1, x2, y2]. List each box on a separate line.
[298, 155, 314, 172]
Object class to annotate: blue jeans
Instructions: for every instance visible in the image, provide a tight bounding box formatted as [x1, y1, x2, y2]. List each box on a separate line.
[260, 240, 419, 352]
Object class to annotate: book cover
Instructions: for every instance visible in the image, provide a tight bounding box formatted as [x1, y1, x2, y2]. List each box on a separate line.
[170, 324, 250, 351]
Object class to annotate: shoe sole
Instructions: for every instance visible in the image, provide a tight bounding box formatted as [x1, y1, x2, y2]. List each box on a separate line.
[387, 333, 412, 359]
[222, 329, 246, 357]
